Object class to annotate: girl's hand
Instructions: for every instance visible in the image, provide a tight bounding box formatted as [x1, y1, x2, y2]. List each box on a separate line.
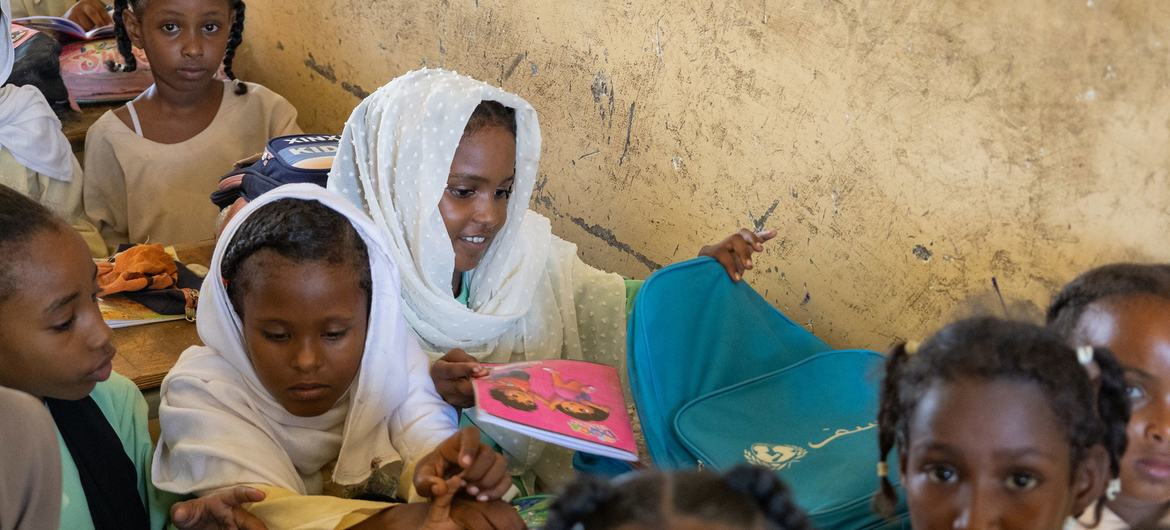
[170, 486, 268, 530]
[415, 427, 511, 503]
[448, 498, 526, 530]
[63, 0, 113, 31]
[698, 228, 778, 282]
[431, 349, 488, 408]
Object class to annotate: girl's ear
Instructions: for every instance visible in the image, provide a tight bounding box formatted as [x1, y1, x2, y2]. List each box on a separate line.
[898, 446, 909, 486]
[1071, 444, 1109, 518]
[123, 8, 144, 49]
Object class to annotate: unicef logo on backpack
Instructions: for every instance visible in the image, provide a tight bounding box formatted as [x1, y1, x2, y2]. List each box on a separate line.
[743, 443, 807, 470]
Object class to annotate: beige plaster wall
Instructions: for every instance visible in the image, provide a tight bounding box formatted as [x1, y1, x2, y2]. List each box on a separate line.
[234, 0, 1170, 349]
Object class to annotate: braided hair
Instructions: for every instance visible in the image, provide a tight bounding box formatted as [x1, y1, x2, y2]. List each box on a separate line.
[1047, 263, 1170, 339]
[545, 465, 813, 530]
[107, 0, 249, 95]
[220, 199, 371, 317]
[0, 185, 63, 305]
[873, 317, 1131, 524]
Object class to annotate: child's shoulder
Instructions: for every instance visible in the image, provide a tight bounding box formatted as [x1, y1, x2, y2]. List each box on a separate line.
[227, 81, 292, 107]
[91, 371, 144, 408]
[87, 371, 148, 430]
[87, 108, 133, 136]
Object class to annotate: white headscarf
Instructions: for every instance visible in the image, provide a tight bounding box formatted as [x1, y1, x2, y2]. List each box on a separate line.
[327, 68, 627, 369]
[152, 184, 457, 496]
[0, 0, 73, 182]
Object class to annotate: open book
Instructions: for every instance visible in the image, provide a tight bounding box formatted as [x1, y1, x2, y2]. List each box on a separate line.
[99, 295, 185, 328]
[12, 16, 114, 41]
[467, 359, 637, 462]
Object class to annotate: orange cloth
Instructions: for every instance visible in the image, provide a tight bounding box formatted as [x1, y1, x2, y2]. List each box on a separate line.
[97, 244, 178, 296]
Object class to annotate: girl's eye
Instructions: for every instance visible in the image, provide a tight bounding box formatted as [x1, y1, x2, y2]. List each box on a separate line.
[495, 188, 513, 200]
[261, 331, 290, 342]
[323, 329, 349, 341]
[447, 187, 474, 199]
[1005, 472, 1040, 491]
[161, 23, 178, 32]
[203, 23, 220, 32]
[1127, 384, 1147, 401]
[924, 464, 957, 484]
[50, 316, 76, 332]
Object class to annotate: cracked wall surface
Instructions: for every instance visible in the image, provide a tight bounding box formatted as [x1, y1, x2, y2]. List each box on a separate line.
[236, 0, 1170, 349]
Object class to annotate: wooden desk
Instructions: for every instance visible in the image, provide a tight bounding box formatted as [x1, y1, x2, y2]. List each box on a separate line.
[110, 241, 214, 390]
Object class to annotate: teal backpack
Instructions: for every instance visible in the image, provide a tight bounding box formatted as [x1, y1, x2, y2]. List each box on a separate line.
[627, 257, 909, 529]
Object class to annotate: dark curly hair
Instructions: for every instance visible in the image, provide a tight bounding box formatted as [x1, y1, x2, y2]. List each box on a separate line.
[1047, 263, 1170, 339]
[221, 198, 370, 317]
[108, 0, 249, 95]
[0, 185, 63, 305]
[463, 100, 516, 138]
[545, 465, 813, 530]
[873, 317, 1130, 525]
[554, 402, 610, 422]
[488, 386, 537, 412]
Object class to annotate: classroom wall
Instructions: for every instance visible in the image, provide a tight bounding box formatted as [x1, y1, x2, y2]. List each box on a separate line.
[235, 0, 1170, 349]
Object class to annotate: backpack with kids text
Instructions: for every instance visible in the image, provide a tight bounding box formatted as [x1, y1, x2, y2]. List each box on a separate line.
[211, 133, 339, 210]
[627, 257, 910, 529]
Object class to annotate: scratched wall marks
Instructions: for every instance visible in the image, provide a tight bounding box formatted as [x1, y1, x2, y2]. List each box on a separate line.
[236, 0, 1170, 350]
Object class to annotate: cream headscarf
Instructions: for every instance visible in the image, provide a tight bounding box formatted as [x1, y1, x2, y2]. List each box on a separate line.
[327, 68, 626, 367]
[0, 0, 74, 182]
[327, 69, 629, 483]
[152, 184, 457, 496]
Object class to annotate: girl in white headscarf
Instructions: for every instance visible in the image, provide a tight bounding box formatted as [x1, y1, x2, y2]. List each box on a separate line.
[328, 69, 774, 489]
[1, 0, 104, 256]
[152, 184, 521, 529]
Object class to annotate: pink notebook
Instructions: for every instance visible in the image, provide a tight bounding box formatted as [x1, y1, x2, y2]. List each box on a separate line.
[469, 359, 637, 461]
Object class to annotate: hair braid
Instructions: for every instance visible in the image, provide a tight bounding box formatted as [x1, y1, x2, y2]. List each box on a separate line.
[722, 465, 813, 530]
[223, 0, 248, 95]
[106, 0, 138, 73]
[872, 342, 909, 518]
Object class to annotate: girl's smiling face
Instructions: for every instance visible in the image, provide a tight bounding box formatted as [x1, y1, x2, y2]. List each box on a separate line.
[0, 226, 115, 400]
[438, 125, 516, 277]
[1076, 295, 1170, 504]
[902, 378, 1102, 530]
[238, 251, 369, 417]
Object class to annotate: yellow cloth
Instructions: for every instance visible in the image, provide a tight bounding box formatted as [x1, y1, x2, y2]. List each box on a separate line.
[245, 485, 393, 530]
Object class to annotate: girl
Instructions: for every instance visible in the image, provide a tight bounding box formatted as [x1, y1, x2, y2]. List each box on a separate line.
[84, 0, 300, 253]
[328, 68, 774, 486]
[543, 464, 813, 530]
[1048, 263, 1170, 528]
[0, 183, 282, 530]
[2, 0, 104, 256]
[152, 184, 521, 529]
[873, 317, 1130, 530]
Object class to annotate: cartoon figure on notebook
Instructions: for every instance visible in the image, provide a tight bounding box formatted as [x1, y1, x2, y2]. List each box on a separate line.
[487, 371, 539, 412]
[542, 366, 610, 422]
[485, 366, 611, 422]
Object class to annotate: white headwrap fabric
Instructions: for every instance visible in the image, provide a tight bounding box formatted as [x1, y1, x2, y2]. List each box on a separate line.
[152, 184, 457, 496]
[327, 68, 627, 368]
[0, 0, 74, 182]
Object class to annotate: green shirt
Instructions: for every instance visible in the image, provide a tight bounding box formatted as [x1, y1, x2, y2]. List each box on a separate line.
[56, 372, 179, 530]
